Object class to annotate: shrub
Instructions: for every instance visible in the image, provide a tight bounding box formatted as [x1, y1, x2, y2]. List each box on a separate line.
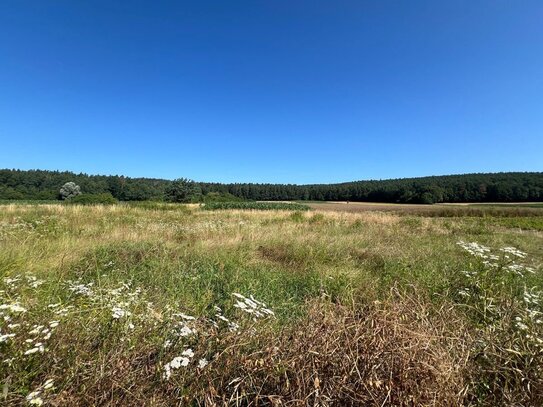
[202, 192, 244, 203]
[202, 202, 310, 211]
[124, 201, 191, 211]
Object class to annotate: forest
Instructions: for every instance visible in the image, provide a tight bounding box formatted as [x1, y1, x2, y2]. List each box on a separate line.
[0, 169, 542, 204]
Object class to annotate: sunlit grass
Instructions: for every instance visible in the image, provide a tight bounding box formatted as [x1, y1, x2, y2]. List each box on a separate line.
[0, 204, 541, 405]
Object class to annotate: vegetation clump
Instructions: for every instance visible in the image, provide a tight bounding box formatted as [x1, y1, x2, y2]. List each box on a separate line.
[202, 201, 310, 211]
[164, 178, 201, 203]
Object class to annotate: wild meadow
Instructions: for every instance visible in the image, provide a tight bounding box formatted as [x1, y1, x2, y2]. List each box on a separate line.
[0, 203, 542, 406]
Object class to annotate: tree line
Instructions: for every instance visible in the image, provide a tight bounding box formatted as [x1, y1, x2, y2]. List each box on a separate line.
[1, 169, 542, 204]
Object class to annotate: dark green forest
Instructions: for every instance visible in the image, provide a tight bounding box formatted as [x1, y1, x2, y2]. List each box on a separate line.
[1, 169, 542, 204]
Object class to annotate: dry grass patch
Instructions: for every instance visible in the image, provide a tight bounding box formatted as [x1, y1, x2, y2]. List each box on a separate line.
[195, 292, 470, 406]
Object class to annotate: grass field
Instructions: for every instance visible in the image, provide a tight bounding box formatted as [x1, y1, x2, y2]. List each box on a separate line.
[1, 203, 542, 405]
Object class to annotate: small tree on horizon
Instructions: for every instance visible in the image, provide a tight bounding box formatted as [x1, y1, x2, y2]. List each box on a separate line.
[59, 182, 82, 200]
[164, 178, 201, 202]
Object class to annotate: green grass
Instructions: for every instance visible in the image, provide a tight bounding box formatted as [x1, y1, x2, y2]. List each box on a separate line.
[0, 204, 541, 405]
[469, 202, 543, 209]
[0, 199, 60, 205]
[201, 201, 310, 211]
[488, 216, 543, 231]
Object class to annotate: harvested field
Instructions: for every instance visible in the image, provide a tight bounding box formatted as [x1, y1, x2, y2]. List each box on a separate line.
[306, 201, 543, 217]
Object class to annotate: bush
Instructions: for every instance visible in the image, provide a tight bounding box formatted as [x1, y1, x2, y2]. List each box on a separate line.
[202, 202, 310, 211]
[66, 193, 117, 205]
[419, 192, 435, 204]
[202, 192, 244, 203]
[164, 179, 201, 203]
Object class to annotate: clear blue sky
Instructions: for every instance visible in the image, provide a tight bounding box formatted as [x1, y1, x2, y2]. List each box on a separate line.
[1, 1, 542, 184]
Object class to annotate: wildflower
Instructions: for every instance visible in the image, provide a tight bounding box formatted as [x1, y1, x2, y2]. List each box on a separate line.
[4, 277, 21, 286]
[0, 333, 16, 343]
[516, 321, 529, 331]
[163, 349, 195, 379]
[198, 358, 208, 368]
[26, 392, 43, 406]
[500, 246, 527, 258]
[111, 306, 130, 319]
[458, 289, 470, 298]
[228, 321, 240, 332]
[0, 303, 27, 313]
[42, 379, 54, 390]
[66, 281, 94, 296]
[29, 325, 45, 335]
[457, 241, 491, 258]
[171, 356, 189, 368]
[54, 306, 74, 316]
[216, 314, 230, 322]
[24, 343, 45, 355]
[482, 260, 499, 268]
[507, 264, 527, 276]
[232, 293, 274, 319]
[3, 358, 15, 366]
[26, 275, 45, 288]
[174, 322, 196, 337]
[177, 313, 196, 320]
[25, 379, 54, 406]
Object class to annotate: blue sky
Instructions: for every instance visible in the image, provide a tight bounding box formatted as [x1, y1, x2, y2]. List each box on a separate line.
[1, 1, 542, 184]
